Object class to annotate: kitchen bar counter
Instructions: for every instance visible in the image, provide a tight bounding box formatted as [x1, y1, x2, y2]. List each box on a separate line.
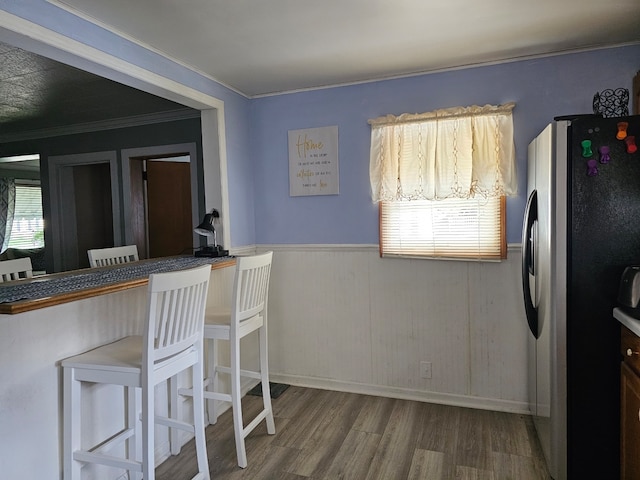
[0, 255, 236, 479]
[0, 255, 235, 314]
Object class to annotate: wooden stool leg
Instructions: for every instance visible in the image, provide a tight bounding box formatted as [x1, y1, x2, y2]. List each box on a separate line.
[259, 326, 276, 435]
[206, 337, 219, 425]
[127, 386, 143, 480]
[141, 376, 155, 480]
[192, 352, 210, 478]
[230, 336, 247, 468]
[63, 367, 82, 480]
[168, 375, 182, 455]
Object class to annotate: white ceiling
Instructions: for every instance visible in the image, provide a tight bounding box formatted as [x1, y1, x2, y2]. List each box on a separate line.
[52, 0, 640, 97]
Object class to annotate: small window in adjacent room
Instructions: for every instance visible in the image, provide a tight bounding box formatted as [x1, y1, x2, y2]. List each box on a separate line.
[8, 182, 44, 250]
[369, 103, 516, 261]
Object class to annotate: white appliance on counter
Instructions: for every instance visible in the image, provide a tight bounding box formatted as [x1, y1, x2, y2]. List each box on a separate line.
[522, 114, 640, 479]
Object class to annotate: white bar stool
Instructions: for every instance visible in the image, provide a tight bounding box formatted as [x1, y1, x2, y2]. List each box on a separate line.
[88, 245, 139, 267]
[177, 251, 275, 468]
[61, 264, 211, 480]
[0, 257, 32, 282]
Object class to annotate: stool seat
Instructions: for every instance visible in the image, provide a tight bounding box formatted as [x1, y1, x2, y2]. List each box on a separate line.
[63, 336, 143, 372]
[206, 308, 231, 327]
[63, 335, 198, 378]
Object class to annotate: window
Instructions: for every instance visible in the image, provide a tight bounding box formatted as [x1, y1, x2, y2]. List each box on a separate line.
[369, 103, 516, 261]
[7, 183, 44, 250]
[380, 196, 506, 260]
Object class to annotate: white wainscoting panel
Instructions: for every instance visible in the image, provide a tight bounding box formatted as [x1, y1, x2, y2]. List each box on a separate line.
[263, 244, 529, 413]
[467, 259, 529, 403]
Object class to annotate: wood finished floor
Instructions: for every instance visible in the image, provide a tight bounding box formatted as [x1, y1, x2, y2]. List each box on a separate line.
[156, 386, 551, 480]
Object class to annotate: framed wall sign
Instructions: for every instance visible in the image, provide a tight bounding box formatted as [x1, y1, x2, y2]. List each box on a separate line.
[288, 125, 339, 196]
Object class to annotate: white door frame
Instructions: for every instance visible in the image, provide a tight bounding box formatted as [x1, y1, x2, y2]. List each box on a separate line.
[121, 143, 200, 252]
[48, 151, 120, 272]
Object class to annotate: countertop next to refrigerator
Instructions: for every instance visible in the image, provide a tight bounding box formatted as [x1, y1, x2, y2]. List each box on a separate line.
[614, 308, 640, 336]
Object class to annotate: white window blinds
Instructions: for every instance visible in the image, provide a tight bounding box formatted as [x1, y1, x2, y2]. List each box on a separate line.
[379, 197, 506, 260]
[8, 183, 44, 250]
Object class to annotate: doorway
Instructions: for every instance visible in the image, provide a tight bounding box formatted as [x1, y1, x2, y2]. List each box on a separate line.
[48, 151, 121, 272]
[73, 163, 114, 264]
[129, 155, 193, 258]
[122, 143, 200, 259]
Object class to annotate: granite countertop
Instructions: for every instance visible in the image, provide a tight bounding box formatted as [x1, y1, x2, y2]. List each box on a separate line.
[614, 307, 640, 337]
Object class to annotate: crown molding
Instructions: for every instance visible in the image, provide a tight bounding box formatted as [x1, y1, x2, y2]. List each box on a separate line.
[0, 108, 200, 143]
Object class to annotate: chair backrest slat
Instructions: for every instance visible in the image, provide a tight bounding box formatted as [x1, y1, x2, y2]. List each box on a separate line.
[0, 257, 33, 282]
[146, 264, 211, 363]
[232, 252, 273, 325]
[88, 245, 139, 268]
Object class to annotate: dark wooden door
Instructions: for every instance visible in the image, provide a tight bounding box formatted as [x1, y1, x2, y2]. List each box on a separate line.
[146, 160, 193, 258]
[73, 163, 113, 269]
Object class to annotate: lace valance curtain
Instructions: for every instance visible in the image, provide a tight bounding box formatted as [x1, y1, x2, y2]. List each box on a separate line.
[369, 103, 517, 202]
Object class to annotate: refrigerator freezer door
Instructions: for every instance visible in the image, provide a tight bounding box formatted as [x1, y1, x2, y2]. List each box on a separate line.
[524, 122, 555, 477]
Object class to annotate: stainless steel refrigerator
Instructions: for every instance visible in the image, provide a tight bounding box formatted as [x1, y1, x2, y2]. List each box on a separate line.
[522, 114, 640, 479]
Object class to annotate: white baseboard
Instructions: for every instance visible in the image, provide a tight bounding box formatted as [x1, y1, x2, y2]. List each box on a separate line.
[269, 373, 530, 415]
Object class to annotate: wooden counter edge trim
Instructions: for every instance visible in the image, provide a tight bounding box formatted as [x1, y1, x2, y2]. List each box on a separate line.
[0, 258, 236, 315]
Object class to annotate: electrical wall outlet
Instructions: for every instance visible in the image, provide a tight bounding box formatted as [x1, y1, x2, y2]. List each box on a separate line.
[420, 361, 432, 379]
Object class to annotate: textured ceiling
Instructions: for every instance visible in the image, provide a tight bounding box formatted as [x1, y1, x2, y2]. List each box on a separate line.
[0, 41, 190, 138]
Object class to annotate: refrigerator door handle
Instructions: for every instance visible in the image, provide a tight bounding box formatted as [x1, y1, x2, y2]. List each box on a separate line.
[522, 189, 539, 338]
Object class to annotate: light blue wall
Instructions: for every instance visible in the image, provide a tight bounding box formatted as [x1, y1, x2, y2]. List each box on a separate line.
[251, 44, 640, 244]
